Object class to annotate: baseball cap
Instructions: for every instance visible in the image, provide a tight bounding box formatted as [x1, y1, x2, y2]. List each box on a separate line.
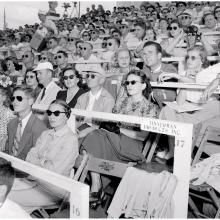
[33, 62, 53, 71]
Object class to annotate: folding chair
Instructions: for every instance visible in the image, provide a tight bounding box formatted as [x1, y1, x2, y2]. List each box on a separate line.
[31, 154, 89, 218]
[189, 126, 220, 218]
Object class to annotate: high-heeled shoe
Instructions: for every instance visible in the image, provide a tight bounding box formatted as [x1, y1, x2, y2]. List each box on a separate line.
[89, 188, 107, 209]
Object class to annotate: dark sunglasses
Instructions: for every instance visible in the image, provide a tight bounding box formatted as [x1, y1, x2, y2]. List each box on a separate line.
[22, 54, 29, 59]
[149, 20, 154, 22]
[11, 96, 23, 102]
[107, 42, 113, 46]
[168, 26, 178, 31]
[25, 75, 35, 79]
[68, 38, 75, 42]
[54, 55, 63, 60]
[181, 16, 189, 20]
[80, 47, 87, 51]
[86, 74, 96, 79]
[46, 110, 66, 117]
[40, 56, 47, 61]
[195, 4, 201, 6]
[124, 80, 141, 86]
[167, 18, 173, 21]
[215, 10, 220, 13]
[185, 55, 198, 61]
[63, 75, 75, 80]
[91, 31, 96, 35]
[119, 25, 126, 29]
[49, 41, 54, 44]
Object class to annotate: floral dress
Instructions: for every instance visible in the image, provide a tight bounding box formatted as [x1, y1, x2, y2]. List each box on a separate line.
[0, 105, 15, 151]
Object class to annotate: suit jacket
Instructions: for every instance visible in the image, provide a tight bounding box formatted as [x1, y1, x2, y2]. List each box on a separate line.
[34, 81, 62, 107]
[75, 87, 115, 113]
[4, 113, 47, 160]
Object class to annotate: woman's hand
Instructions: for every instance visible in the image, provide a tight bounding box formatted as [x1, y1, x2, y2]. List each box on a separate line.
[201, 78, 219, 102]
[158, 72, 180, 82]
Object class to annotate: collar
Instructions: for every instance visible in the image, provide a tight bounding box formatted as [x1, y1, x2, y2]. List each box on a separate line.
[45, 81, 54, 90]
[48, 125, 70, 138]
[89, 88, 102, 100]
[20, 111, 32, 125]
[151, 63, 162, 73]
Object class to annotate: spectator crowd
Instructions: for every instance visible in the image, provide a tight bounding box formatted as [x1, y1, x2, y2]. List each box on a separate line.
[0, 1, 220, 218]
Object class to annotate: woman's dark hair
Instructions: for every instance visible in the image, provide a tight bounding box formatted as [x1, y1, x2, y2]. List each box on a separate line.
[168, 19, 182, 37]
[0, 87, 12, 108]
[61, 66, 83, 88]
[5, 57, 22, 71]
[50, 99, 71, 119]
[201, 13, 215, 25]
[125, 70, 152, 99]
[134, 21, 146, 31]
[24, 69, 39, 84]
[214, 6, 220, 19]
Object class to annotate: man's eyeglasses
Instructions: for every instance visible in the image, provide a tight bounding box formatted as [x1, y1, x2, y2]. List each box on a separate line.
[46, 110, 66, 117]
[80, 47, 87, 51]
[91, 31, 96, 35]
[185, 55, 199, 61]
[22, 54, 29, 59]
[25, 75, 35, 79]
[54, 55, 63, 60]
[195, 3, 201, 6]
[83, 34, 89, 37]
[215, 10, 220, 14]
[119, 25, 126, 29]
[149, 20, 154, 23]
[86, 73, 96, 79]
[11, 96, 23, 102]
[107, 42, 113, 46]
[68, 38, 75, 42]
[63, 75, 75, 80]
[40, 56, 47, 61]
[124, 80, 141, 86]
[168, 26, 178, 31]
[181, 16, 190, 20]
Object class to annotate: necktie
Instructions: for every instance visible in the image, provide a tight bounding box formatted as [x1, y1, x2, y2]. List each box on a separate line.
[40, 87, 46, 100]
[13, 120, 22, 156]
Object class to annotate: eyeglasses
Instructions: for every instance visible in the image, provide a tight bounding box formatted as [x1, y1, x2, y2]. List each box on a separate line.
[83, 34, 89, 37]
[54, 55, 63, 60]
[40, 56, 47, 61]
[168, 26, 178, 31]
[68, 38, 75, 42]
[149, 20, 154, 22]
[107, 42, 113, 46]
[181, 16, 189, 20]
[22, 54, 29, 59]
[11, 96, 23, 102]
[63, 75, 75, 80]
[46, 110, 66, 117]
[25, 75, 35, 79]
[167, 18, 173, 21]
[91, 31, 96, 35]
[119, 25, 126, 29]
[86, 73, 96, 79]
[124, 80, 141, 86]
[49, 41, 54, 44]
[195, 4, 201, 6]
[80, 47, 87, 51]
[215, 10, 220, 13]
[185, 55, 199, 61]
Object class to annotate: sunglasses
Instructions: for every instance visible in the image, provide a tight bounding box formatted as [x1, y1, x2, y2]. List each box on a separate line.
[68, 38, 75, 42]
[119, 25, 126, 29]
[49, 41, 54, 44]
[195, 4, 201, 6]
[185, 55, 199, 61]
[83, 34, 89, 37]
[124, 80, 141, 86]
[167, 18, 173, 21]
[169, 26, 178, 31]
[80, 47, 87, 51]
[215, 10, 220, 13]
[22, 54, 29, 59]
[25, 75, 35, 79]
[91, 31, 96, 35]
[63, 75, 75, 80]
[181, 16, 189, 20]
[149, 20, 154, 22]
[11, 96, 23, 102]
[40, 56, 47, 61]
[86, 73, 96, 79]
[107, 42, 113, 46]
[54, 55, 63, 60]
[46, 110, 66, 117]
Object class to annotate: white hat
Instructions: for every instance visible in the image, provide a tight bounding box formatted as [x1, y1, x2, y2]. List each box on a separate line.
[76, 64, 105, 76]
[38, 9, 47, 15]
[121, 21, 129, 26]
[33, 62, 53, 71]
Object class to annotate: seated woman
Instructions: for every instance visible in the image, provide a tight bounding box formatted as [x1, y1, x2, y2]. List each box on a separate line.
[7, 100, 78, 212]
[24, 69, 42, 101]
[158, 46, 220, 159]
[80, 70, 158, 207]
[56, 67, 88, 108]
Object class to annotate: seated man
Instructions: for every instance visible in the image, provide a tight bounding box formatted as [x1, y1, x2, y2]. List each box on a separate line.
[4, 85, 47, 160]
[0, 157, 31, 218]
[75, 64, 115, 139]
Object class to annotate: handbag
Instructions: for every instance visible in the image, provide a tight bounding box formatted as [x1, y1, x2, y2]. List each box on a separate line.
[99, 121, 120, 134]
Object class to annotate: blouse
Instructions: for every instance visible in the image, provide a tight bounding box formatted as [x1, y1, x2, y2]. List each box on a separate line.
[26, 125, 78, 177]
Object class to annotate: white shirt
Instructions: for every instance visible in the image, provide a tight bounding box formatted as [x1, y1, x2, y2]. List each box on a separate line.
[0, 198, 31, 218]
[20, 112, 32, 136]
